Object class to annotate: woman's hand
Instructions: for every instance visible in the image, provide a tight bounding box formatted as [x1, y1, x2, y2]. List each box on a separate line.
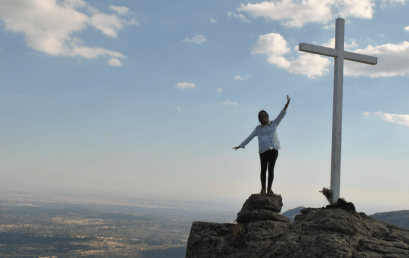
[285, 95, 291, 111]
[233, 146, 241, 150]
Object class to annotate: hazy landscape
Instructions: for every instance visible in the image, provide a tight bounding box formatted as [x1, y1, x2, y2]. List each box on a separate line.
[1, 189, 408, 257]
[0, 189, 239, 258]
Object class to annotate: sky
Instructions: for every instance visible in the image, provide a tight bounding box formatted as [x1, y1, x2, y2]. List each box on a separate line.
[1, 0, 409, 216]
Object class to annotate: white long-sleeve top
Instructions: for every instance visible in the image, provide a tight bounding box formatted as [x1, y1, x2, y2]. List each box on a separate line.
[239, 108, 287, 154]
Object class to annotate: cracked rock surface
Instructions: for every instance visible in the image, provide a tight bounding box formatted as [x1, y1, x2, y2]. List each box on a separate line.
[185, 194, 409, 258]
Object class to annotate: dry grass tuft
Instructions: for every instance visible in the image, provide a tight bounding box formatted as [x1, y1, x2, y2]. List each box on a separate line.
[319, 187, 333, 203]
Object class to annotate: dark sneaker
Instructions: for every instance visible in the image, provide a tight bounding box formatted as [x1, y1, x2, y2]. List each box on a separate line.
[260, 188, 266, 194]
[268, 188, 281, 196]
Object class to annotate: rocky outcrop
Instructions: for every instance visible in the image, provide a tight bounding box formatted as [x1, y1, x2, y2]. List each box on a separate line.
[185, 193, 409, 258]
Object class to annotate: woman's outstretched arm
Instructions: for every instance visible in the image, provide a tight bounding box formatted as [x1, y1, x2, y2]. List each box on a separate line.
[275, 95, 290, 126]
[234, 126, 258, 150]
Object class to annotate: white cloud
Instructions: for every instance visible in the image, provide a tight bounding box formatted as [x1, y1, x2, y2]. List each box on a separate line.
[322, 37, 359, 49]
[405, 26, 409, 32]
[177, 106, 182, 112]
[309, 37, 409, 78]
[346, 41, 359, 49]
[108, 5, 138, 26]
[383, 0, 406, 3]
[237, 0, 374, 28]
[380, 0, 406, 8]
[109, 5, 133, 15]
[223, 100, 238, 105]
[344, 41, 409, 77]
[365, 111, 409, 128]
[251, 33, 291, 69]
[324, 24, 335, 29]
[108, 57, 122, 66]
[217, 88, 222, 93]
[254, 31, 409, 78]
[252, 33, 291, 56]
[287, 53, 331, 78]
[175, 82, 195, 89]
[337, 0, 374, 19]
[227, 12, 250, 23]
[88, 13, 123, 38]
[0, 0, 137, 64]
[67, 40, 124, 58]
[234, 74, 251, 80]
[183, 33, 206, 45]
[363, 111, 371, 118]
[60, 0, 86, 9]
[252, 33, 331, 78]
[210, 17, 216, 23]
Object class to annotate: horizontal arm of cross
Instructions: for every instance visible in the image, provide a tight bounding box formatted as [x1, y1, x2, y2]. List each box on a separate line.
[299, 43, 377, 65]
[344, 51, 377, 65]
[299, 43, 338, 58]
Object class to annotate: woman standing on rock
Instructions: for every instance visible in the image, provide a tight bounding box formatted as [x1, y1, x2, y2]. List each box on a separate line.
[233, 95, 291, 195]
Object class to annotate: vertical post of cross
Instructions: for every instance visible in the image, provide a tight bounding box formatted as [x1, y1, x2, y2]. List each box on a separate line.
[330, 18, 345, 204]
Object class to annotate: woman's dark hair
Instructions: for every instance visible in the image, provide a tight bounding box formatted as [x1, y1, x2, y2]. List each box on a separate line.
[258, 110, 269, 125]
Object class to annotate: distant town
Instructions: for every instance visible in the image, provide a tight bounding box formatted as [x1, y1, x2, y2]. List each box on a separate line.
[0, 189, 238, 257]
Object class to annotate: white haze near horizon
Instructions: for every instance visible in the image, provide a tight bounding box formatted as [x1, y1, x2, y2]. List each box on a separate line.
[3, 183, 407, 217]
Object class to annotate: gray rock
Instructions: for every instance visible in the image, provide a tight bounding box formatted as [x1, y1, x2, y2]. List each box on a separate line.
[239, 193, 284, 213]
[236, 193, 289, 224]
[186, 194, 409, 258]
[237, 209, 290, 224]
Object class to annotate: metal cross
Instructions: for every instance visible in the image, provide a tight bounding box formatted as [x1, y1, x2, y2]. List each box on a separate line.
[298, 18, 377, 204]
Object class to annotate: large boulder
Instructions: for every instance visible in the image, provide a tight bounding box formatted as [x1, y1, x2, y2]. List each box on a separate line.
[236, 193, 289, 223]
[185, 194, 409, 258]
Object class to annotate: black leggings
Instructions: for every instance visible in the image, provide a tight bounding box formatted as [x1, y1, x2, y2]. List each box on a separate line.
[259, 149, 278, 189]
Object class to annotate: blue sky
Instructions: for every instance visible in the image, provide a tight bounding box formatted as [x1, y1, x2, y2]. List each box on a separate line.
[1, 0, 409, 215]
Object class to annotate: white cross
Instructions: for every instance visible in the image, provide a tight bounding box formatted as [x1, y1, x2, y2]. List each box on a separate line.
[298, 18, 377, 204]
